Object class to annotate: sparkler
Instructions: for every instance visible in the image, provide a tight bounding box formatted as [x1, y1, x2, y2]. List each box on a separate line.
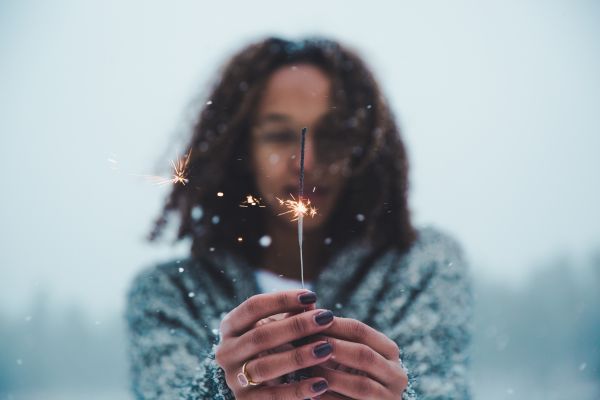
[138, 150, 192, 186]
[276, 127, 316, 288]
[275, 195, 317, 221]
[239, 195, 267, 208]
[298, 127, 307, 288]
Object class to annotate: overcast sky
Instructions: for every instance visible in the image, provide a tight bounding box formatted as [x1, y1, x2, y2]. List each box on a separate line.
[1, 0, 599, 319]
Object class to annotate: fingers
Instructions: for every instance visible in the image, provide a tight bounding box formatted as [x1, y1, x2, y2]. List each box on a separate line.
[321, 317, 400, 360]
[240, 377, 329, 400]
[254, 313, 287, 327]
[221, 290, 317, 337]
[312, 365, 394, 400]
[326, 337, 407, 391]
[229, 309, 334, 362]
[243, 340, 333, 383]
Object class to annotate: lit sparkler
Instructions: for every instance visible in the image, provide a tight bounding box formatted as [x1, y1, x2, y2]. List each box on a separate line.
[297, 128, 307, 288]
[276, 194, 317, 221]
[140, 149, 192, 186]
[239, 195, 267, 208]
[275, 127, 317, 288]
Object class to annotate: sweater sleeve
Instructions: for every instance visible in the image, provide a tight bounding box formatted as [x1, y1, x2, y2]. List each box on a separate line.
[125, 267, 235, 400]
[378, 230, 473, 399]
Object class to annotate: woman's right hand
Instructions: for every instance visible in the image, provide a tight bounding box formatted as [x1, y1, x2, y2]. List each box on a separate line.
[215, 289, 334, 399]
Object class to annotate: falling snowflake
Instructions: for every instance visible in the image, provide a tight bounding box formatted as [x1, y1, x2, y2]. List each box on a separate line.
[259, 235, 272, 247]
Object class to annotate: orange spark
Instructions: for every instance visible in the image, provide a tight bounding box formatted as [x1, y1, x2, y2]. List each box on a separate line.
[239, 195, 267, 208]
[276, 194, 318, 221]
[142, 150, 192, 186]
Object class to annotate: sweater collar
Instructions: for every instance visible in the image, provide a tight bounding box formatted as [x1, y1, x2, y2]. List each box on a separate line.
[313, 239, 375, 310]
[203, 238, 376, 311]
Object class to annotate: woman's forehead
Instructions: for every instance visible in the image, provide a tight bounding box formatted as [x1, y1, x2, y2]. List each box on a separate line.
[254, 112, 292, 127]
[266, 63, 329, 86]
[256, 64, 331, 125]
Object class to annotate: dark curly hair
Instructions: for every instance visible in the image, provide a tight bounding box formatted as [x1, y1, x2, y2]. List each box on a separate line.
[150, 36, 417, 269]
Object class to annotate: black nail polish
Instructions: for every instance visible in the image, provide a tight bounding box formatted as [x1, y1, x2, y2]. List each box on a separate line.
[312, 380, 328, 393]
[315, 310, 333, 325]
[313, 342, 332, 358]
[299, 292, 317, 305]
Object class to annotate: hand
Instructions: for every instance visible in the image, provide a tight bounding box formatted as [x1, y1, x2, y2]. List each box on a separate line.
[214, 290, 335, 399]
[313, 317, 408, 399]
[252, 310, 314, 386]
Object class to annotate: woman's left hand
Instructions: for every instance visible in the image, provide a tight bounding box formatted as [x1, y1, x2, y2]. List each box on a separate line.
[313, 317, 408, 399]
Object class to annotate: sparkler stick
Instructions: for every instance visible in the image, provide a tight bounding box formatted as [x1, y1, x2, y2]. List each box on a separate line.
[298, 127, 307, 288]
[275, 128, 316, 286]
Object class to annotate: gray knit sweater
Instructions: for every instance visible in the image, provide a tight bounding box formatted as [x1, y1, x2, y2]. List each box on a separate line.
[126, 226, 472, 399]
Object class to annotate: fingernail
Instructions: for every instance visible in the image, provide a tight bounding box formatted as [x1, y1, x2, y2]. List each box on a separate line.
[298, 291, 317, 305]
[313, 342, 332, 358]
[312, 380, 328, 393]
[314, 310, 333, 326]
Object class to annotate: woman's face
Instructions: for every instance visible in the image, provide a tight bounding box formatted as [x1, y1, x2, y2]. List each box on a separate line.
[250, 63, 347, 231]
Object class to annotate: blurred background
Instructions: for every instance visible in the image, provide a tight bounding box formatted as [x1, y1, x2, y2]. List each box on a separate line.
[1, 1, 599, 399]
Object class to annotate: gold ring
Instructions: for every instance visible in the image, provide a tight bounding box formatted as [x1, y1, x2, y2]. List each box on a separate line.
[236, 361, 262, 387]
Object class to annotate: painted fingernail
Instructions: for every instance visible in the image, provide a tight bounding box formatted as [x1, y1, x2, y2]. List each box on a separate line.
[298, 291, 317, 305]
[315, 310, 333, 326]
[312, 380, 328, 393]
[313, 342, 332, 358]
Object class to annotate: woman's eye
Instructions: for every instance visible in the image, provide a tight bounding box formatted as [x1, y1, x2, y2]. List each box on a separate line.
[261, 131, 297, 143]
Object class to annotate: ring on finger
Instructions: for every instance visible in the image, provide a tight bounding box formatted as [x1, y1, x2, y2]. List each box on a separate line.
[237, 361, 262, 387]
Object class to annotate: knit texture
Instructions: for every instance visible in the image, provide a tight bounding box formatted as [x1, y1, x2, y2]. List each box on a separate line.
[125, 226, 472, 399]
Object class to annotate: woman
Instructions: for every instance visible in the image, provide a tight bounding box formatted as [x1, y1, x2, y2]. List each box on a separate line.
[126, 37, 472, 399]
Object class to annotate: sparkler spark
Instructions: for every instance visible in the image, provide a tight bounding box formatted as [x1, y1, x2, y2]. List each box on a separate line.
[140, 150, 192, 186]
[239, 195, 267, 208]
[276, 194, 317, 221]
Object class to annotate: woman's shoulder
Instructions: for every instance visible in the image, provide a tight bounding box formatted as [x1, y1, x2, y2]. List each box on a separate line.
[394, 225, 470, 285]
[126, 257, 196, 306]
[126, 252, 255, 312]
[409, 225, 466, 259]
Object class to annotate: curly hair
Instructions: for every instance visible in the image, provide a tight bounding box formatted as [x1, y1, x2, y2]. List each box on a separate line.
[150, 36, 417, 268]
